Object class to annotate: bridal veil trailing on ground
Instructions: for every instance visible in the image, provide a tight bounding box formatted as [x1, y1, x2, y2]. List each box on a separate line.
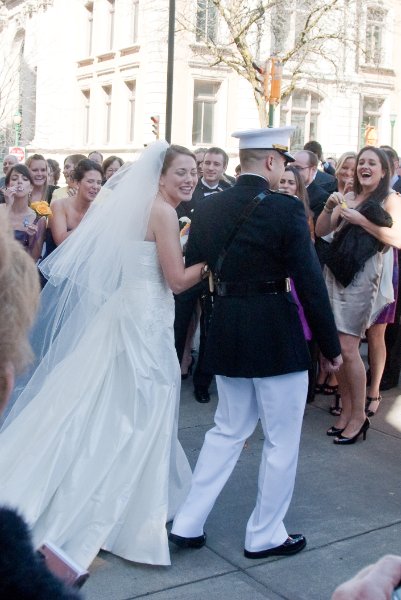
[0, 140, 192, 567]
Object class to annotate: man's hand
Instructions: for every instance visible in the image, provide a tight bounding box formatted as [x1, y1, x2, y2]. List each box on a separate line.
[332, 555, 401, 600]
[321, 354, 342, 373]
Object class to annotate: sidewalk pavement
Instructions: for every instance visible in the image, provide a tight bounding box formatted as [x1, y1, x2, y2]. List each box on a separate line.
[85, 376, 401, 600]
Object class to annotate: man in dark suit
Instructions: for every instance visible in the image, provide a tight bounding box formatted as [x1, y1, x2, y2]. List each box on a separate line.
[293, 150, 332, 265]
[169, 127, 342, 559]
[304, 140, 337, 192]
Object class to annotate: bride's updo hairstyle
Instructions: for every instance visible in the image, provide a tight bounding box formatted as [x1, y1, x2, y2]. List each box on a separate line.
[0, 212, 40, 410]
[161, 145, 196, 175]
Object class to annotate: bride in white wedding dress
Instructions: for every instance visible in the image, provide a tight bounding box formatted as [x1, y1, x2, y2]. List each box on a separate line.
[0, 142, 205, 568]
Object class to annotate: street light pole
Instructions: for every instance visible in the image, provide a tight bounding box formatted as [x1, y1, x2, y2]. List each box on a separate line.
[390, 113, 397, 148]
[13, 110, 22, 146]
[165, 0, 175, 143]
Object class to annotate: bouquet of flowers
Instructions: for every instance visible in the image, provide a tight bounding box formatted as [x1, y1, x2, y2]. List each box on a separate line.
[30, 201, 52, 223]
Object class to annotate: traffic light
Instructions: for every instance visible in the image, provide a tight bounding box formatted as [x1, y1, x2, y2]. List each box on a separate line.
[252, 60, 270, 102]
[151, 115, 160, 139]
[252, 58, 283, 104]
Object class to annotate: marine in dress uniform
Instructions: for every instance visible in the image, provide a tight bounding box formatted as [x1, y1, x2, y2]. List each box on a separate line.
[169, 127, 341, 558]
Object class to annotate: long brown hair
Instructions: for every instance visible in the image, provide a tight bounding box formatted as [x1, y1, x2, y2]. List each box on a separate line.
[283, 166, 310, 216]
[354, 146, 391, 203]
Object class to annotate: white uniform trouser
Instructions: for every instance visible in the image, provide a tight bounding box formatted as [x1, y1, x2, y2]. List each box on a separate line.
[172, 371, 308, 552]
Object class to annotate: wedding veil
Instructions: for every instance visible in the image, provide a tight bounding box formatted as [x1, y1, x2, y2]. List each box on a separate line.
[1, 140, 169, 428]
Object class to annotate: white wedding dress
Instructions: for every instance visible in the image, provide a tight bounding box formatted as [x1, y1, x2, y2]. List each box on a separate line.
[0, 241, 191, 568]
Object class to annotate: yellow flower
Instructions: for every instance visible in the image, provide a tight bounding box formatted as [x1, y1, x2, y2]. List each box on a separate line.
[30, 201, 52, 217]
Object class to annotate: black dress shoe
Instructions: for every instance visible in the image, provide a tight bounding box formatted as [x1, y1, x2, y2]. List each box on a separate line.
[194, 387, 210, 403]
[168, 532, 206, 548]
[244, 534, 306, 559]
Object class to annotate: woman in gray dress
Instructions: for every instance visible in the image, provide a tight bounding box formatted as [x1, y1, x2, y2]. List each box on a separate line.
[315, 146, 401, 444]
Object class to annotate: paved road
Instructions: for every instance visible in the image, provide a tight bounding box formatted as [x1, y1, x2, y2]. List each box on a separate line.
[84, 373, 401, 599]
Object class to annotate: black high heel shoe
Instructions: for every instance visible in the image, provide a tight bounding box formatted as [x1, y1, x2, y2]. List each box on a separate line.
[181, 355, 195, 380]
[326, 425, 344, 437]
[333, 418, 370, 445]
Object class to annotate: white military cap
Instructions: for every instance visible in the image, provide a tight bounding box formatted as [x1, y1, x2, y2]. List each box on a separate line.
[232, 126, 295, 162]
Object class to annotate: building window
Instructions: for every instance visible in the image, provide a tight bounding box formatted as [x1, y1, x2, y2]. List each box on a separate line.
[192, 80, 220, 145]
[102, 85, 112, 144]
[365, 6, 385, 65]
[82, 89, 91, 145]
[280, 90, 321, 151]
[131, 0, 139, 44]
[361, 96, 383, 146]
[107, 0, 115, 50]
[85, 2, 94, 55]
[125, 80, 136, 142]
[196, 0, 217, 43]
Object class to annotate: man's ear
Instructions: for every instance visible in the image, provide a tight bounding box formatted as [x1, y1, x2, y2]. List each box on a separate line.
[0, 362, 15, 417]
[265, 154, 274, 171]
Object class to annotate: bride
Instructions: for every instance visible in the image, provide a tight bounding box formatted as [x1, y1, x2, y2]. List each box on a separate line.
[0, 142, 205, 568]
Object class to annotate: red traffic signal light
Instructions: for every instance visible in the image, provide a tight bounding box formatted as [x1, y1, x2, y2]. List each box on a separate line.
[151, 115, 160, 139]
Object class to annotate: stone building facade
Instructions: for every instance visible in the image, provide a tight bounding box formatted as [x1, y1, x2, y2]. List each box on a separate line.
[0, 0, 400, 172]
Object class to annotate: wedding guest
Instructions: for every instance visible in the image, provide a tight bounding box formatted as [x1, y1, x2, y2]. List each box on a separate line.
[102, 155, 124, 182]
[49, 160, 103, 248]
[26, 154, 56, 203]
[51, 154, 87, 201]
[47, 159, 61, 187]
[0, 154, 18, 188]
[88, 151, 103, 166]
[316, 146, 401, 444]
[335, 152, 357, 195]
[1, 164, 46, 261]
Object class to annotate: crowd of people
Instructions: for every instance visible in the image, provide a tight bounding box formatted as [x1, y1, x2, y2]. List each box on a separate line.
[0, 129, 401, 598]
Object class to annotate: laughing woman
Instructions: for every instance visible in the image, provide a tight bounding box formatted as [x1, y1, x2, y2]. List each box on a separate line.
[315, 146, 401, 444]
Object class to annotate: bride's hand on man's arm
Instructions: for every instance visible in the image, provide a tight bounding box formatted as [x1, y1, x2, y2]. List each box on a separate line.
[151, 202, 207, 294]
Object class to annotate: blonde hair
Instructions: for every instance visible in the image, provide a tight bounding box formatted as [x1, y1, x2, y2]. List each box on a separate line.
[0, 212, 40, 400]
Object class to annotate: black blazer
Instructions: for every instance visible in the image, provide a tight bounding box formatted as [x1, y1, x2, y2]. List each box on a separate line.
[185, 174, 341, 377]
[307, 179, 330, 220]
[315, 170, 337, 193]
[392, 177, 401, 193]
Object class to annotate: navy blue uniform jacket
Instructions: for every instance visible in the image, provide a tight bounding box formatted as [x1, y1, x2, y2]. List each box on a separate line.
[185, 174, 341, 378]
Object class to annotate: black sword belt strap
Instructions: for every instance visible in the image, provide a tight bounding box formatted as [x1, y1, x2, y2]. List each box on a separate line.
[214, 191, 269, 281]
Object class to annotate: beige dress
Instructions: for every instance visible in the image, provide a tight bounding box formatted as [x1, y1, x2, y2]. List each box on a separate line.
[324, 245, 393, 337]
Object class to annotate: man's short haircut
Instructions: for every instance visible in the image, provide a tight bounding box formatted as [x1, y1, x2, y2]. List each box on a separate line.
[204, 147, 229, 169]
[301, 150, 319, 168]
[304, 141, 323, 161]
[239, 148, 276, 170]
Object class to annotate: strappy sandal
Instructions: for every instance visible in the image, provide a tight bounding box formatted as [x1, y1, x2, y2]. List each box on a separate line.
[315, 375, 329, 394]
[323, 383, 339, 396]
[365, 395, 382, 417]
[329, 393, 342, 416]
